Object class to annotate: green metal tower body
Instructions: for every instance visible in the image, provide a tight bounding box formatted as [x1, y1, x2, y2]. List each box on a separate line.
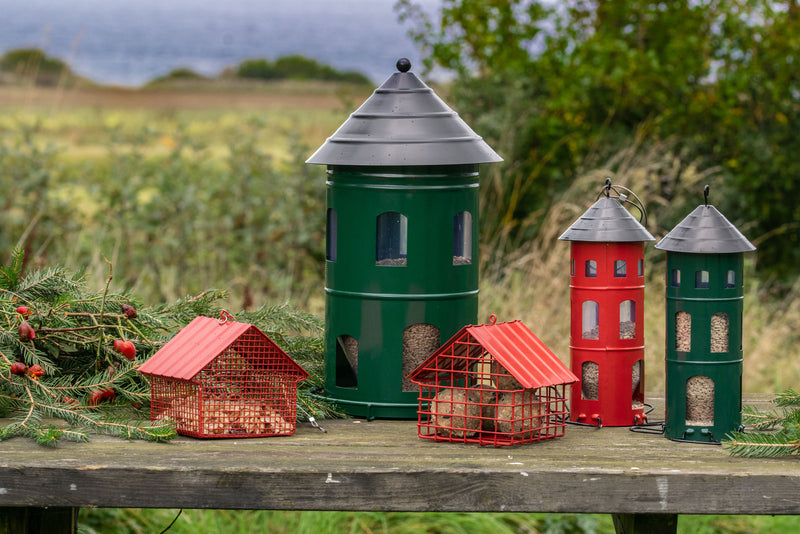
[307, 60, 501, 418]
[663, 251, 745, 441]
[323, 164, 481, 418]
[656, 198, 755, 442]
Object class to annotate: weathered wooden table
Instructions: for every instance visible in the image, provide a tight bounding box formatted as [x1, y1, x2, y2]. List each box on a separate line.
[1, 394, 798, 533]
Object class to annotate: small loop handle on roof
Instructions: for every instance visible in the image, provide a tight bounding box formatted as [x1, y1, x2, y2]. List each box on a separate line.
[704, 184, 710, 206]
[488, 314, 497, 325]
[596, 178, 649, 226]
[218, 310, 235, 325]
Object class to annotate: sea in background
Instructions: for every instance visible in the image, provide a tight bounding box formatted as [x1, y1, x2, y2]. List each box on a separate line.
[0, 0, 442, 87]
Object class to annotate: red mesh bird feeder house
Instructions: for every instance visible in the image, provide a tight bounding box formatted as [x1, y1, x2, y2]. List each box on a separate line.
[407, 317, 577, 447]
[138, 313, 309, 438]
[558, 180, 654, 427]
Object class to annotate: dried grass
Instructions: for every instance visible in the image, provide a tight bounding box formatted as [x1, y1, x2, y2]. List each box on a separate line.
[478, 134, 800, 394]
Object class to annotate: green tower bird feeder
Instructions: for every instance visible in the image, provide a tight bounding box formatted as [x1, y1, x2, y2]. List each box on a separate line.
[306, 58, 502, 419]
[655, 186, 755, 443]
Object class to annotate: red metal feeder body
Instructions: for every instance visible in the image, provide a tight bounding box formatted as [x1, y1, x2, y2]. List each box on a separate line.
[407, 319, 577, 447]
[138, 316, 309, 438]
[559, 195, 654, 427]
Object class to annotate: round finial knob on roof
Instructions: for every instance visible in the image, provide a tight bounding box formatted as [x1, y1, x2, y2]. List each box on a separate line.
[396, 58, 411, 72]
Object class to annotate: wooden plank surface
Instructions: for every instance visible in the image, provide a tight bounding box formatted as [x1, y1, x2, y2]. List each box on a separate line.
[1, 394, 798, 515]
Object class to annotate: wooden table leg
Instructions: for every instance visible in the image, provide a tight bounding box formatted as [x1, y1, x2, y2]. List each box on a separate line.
[0, 507, 78, 534]
[612, 513, 678, 534]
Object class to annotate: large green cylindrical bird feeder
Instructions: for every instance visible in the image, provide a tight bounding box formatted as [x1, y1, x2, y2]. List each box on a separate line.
[306, 59, 502, 419]
[655, 186, 755, 442]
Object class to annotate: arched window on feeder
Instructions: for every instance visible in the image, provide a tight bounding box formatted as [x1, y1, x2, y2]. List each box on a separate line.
[453, 211, 472, 265]
[376, 211, 408, 266]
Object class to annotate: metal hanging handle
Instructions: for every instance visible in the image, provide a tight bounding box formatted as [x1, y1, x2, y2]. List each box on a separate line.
[596, 178, 649, 226]
[218, 310, 235, 325]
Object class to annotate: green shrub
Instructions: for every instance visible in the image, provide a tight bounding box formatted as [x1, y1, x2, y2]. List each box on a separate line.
[0, 48, 73, 86]
[236, 55, 370, 84]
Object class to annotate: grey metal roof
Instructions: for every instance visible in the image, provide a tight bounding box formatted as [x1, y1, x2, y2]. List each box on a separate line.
[306, 59, 502, 166]
[558, 197, 655, 243]
[655, 204, 756, 253]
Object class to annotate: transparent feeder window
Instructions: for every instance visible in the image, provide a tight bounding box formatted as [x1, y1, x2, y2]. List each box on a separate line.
[695, 270, 710, 289]
[571, 259, 575, 276]
[711, 312, 729, 353]
[632, 360, 643, 398]
[675, 311, 691, 352]
[725, 270, 736, 288]
[614, 260, 627, 277]
[326, 208, 337, 262]
[581, 361, 599, 400]
[585, 260, 597, 278]
[670, 269, 681, 287]
[376, 212, 408, 266]
[452, 211, 472, 266]
[582, 300, 599, 339]
[686, 375, 714, 426]
[637, 258, 643, 277]
[619, 300, 635, 339]
[335, 335, 358, 388]
[402, 323, 440, 391]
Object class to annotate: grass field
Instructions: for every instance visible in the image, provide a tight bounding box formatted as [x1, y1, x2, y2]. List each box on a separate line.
[3, 81, 799, 533]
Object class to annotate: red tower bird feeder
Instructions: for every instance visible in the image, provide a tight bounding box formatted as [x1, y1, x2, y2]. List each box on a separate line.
[559, 181, 655, 427]
[407, 317, 577, 447]
[138, 313, 309, 438]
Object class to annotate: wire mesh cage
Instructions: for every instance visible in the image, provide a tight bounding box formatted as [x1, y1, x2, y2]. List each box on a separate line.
[408, 320, 575, 447]
[142, 316, 307, 439]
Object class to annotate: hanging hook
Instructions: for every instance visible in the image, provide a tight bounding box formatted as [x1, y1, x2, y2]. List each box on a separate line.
[488, 314, 497, 325]
[595, 179, 649, 226]
[704, 185, 710, 207]
[218, 310, 235, 325]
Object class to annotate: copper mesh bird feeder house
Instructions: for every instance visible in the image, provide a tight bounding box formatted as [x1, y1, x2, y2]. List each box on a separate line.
[655, 186, 755, 443]
[559, 180, 655, 427]
[407, 317, 577, 446]
[138, 313, 309, 438]
[306, 59, 502, 419]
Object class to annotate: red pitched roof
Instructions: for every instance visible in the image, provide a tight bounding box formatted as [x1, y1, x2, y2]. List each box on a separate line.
[408, 320, 577, 389]
[138, 316, 308, 381]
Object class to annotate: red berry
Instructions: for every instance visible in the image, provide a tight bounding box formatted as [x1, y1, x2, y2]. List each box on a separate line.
[18, 321, 35, 341]
[116, 341, 136, 361]
[10, 362, 27, 376]
[27, 364, 44, 379]
[121, 304, 138, 319]
[113, 339, 124, 352]
[89, 388, 115, 405]
[88, 390, 105, 406]
[16, 306, 31, 316]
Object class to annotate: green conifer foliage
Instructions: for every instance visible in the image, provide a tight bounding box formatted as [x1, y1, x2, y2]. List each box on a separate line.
[723, 390, 800, 458]
[0, 250, 337, 446]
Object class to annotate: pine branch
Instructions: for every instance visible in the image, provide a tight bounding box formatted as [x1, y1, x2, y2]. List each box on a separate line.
[723, 430, 800, 458]
[1, 252, 339, 445]
[773, 389, 800, 408]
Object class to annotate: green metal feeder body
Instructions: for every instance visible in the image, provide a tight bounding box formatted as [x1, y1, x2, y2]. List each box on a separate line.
[655, 192, 755, 442]
[306, 59, 501, 419]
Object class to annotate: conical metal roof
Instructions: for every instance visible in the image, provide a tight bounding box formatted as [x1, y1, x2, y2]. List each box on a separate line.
[306, 58, 502, 166]
[559, 196, 655, 243]
[655, 204, 756, 254]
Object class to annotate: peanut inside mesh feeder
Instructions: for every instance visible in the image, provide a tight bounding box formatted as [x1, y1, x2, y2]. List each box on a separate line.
[407, 317, 577, 447]
[139, 313, 309, 438]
